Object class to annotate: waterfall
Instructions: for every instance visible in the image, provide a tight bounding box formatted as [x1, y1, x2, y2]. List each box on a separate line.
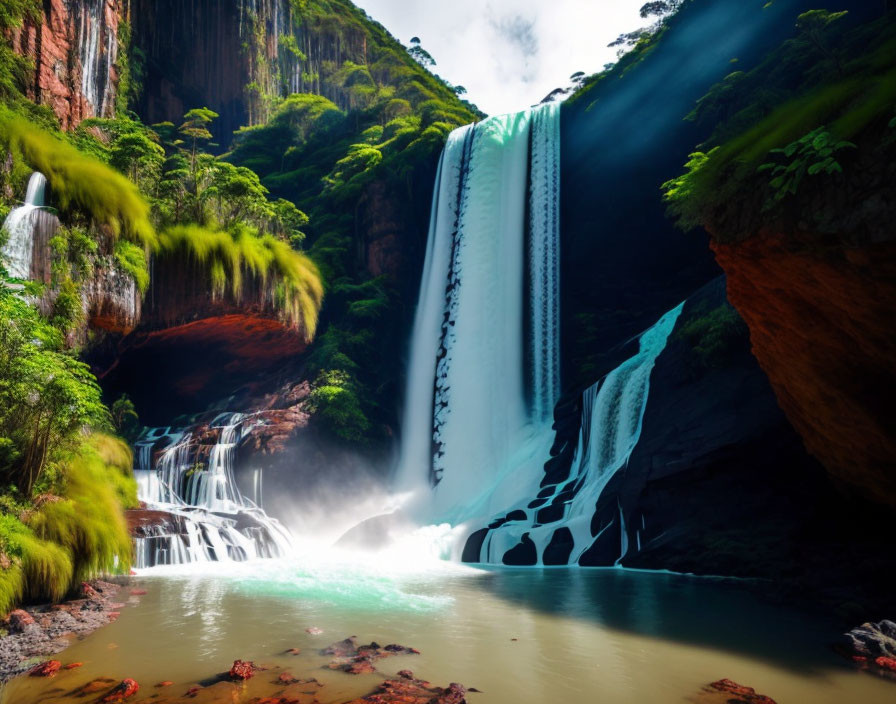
[394, 102, 685, 566]
[396, 102, 561, 525]
[78, 0, 117, 116]
[132, 413, 293, 568]
[468, 303, 683, 565]
[1, 173, 54, 280]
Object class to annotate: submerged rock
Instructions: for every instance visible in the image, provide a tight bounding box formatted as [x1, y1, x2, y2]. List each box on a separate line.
[322, 637, 419, 675]
[102, 678, 140, 701]
[28, 659, 61, 677]
[692, 679, 777, 704]
[346, 673, 467, 704]
[229, 659, 255, 680]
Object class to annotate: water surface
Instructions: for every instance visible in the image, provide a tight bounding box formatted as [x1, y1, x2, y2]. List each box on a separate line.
[3, 550, 892, 703]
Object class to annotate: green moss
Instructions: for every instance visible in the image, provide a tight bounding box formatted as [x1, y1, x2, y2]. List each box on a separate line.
[306, 369, 370, 443]
[662, 14, 896, 233]
[0, 433, 136, 614]
[674, 303, 748, 370]
[114, 240, 150, 293]
[158, 224, 323, 337]
[0, 107, 156, 248]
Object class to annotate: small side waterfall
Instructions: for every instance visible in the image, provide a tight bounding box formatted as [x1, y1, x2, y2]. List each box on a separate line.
[1, 172, 55, 280]
[78, 0, 118, 116]
[396, 102, 561, 526]
[133, 413, 292, 568]
[467, 303, 683, 565]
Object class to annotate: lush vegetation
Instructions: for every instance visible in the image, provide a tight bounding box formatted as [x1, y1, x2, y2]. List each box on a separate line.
[0, 284, 135, 613]
[661, 9, 896, 234]
[674, 302, 749, 373]
[224, 4, 481, 443]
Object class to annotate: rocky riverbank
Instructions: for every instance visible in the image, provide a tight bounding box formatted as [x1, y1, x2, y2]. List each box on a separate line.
[0, 579, 142, 682]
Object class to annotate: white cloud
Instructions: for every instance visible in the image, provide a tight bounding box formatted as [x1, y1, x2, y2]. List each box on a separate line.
[355, 0, 647, 115]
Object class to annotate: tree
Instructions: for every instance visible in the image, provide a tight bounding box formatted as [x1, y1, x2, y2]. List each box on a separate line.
[407, 37, 436, 69]
[795, 10, 848, 74]
[110, 130, 164, 189]
[110, 395, 141, 444]
[639, 1, 682, 19]
[179, 107, 219, 174]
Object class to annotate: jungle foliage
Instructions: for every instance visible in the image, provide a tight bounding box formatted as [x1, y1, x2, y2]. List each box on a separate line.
[224, 6, 480, 443]
[0, 282, 135, 613]
[661, 9, 896, 234]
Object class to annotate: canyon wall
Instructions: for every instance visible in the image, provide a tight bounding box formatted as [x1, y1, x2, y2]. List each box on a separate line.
[9, 0, 122, 128]
[131, 0, 374, 144]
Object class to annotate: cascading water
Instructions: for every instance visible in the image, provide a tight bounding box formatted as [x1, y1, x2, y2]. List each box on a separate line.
[133, 413, 292, 568]
[78, 0, 117, 116]
[1, 172, 52, 279]
[395, 101, 686, 566]
[466, 304, 683, 565]
[396, 102, 561, 526]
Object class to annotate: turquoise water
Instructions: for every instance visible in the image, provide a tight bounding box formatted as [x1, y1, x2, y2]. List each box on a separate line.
[3, 549, 894, 703]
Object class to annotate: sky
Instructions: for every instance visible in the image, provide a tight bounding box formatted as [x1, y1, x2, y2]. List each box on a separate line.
[354, 0, 648, 116]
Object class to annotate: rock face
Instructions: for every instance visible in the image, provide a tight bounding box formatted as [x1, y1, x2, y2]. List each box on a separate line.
[9, 0, 122, 128]
[558, 0, 838, 391]
[712, 234, 896, 508]
[843, 620, 896, 660]
[464, 277, 896, 612]
[131, 0, 372, 145]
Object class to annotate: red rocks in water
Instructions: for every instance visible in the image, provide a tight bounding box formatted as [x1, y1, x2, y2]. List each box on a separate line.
[77, 678, 118, 695]
[29, 660, 62, 677]
[184, 685, 202, 697]
[64, 662, 83, 669]
[875, 656, 896, 672]
[130, 589, 148, 596]
[156, 680, 174, 687]
[278, 672, 299, 684]
[101, 678, 139, 702]
[346, 675, 467, 704]
[229, 659, 256, 680]
[322, 636, 420, 675]
[305, 626, 324, 635]
[840, 620, 896, 677]
[697, 679, 777, 704]
[285, 647, 301, 655]
[7, 609, 35, 632]
[342, 660, 377, 675]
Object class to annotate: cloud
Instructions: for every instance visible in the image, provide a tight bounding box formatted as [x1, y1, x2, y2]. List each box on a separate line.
[490, 14, 539, 83]
[355, 0, 646, 115]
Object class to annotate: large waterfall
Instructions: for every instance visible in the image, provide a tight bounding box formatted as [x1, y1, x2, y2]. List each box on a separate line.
[396, 103, 684, 566]
[396, 103, 561, 526]
[133, 413, 292, 568]
[1, 172, 54, 280]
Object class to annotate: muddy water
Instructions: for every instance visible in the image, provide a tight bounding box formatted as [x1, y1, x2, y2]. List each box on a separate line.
[2, 551, 893, 703]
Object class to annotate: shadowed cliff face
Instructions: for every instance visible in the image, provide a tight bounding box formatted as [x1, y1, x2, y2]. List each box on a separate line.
[9, 0, 121, 128]
[131, 0, 371, 146]
[558, 0, 878, 392]
[712, 234, 896, 508]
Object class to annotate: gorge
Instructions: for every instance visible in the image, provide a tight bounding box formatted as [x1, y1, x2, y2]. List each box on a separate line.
[0, 0, 895, 702]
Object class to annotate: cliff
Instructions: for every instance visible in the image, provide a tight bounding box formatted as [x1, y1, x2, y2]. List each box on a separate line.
[131, 0, 378, 145]
[660, 8, 896, 507]
[8, 0, 122, 128]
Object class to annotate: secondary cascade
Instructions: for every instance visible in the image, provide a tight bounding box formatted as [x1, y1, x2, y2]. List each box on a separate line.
[133, 412, 292, 568]
[1, 172, 56, 280]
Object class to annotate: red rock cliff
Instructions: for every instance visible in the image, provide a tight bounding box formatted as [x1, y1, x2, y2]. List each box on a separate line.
[712, 233, 896, 507]
[9, 0, 123, 128]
